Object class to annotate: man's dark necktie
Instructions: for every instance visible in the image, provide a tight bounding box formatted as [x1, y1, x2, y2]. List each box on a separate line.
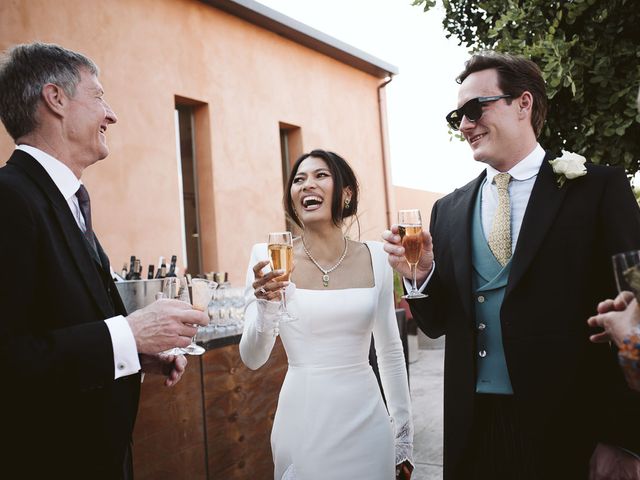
[75, 184, 98, 254]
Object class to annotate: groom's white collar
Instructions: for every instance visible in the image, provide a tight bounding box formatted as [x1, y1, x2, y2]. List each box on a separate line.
[485, 143, 545, 184]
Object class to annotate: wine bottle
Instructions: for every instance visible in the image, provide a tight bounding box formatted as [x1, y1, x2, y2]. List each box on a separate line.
[167, 255, 177, 277]
[147, 265, 155, 280]
[130, 259, 142, 280]
[154, 256, 165, 279]
[155, 262, 167, 279]
[125, 255, 136, 280]
[121, 263, 128, 279]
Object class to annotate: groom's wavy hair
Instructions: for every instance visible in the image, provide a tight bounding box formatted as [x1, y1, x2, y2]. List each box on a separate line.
[284, 149, 360, 230]
[457, 51, 548, 138]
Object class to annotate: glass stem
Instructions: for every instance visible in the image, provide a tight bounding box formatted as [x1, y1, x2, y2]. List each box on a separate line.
[411, 263, 418, 293]
[281, 288, 288, 313]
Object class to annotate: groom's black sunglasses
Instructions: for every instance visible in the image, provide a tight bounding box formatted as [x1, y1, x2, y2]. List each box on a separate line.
[445, 95, 511, 130]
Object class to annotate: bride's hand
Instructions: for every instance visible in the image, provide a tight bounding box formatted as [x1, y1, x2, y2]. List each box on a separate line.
[252, 260, 288, 301]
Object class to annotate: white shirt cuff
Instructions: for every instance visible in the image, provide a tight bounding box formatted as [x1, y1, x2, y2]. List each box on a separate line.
[105, 315, 141, 379]
[403, 261, 435, 294]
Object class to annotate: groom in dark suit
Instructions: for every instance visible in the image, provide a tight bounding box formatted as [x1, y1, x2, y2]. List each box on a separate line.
[384, 52, 640, 479]
[0, 43, 208, 479]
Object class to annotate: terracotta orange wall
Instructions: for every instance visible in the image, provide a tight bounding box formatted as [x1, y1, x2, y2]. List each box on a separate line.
[0, 0, 392, 284]
[394, 186, 444, 229]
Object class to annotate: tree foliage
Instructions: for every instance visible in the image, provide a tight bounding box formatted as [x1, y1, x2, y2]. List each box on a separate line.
[414, 0, 640, 175]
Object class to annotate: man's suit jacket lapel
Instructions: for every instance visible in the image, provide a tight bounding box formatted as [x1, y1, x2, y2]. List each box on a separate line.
[447, 171, 486, 321]
[506, 153, 568, 298]
[95, 236, 128, 315]
[95, 236, 113, 277]
[8, 150, 114, 318]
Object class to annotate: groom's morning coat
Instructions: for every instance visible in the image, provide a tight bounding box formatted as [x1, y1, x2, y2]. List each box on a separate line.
[410, 154, 640, 479]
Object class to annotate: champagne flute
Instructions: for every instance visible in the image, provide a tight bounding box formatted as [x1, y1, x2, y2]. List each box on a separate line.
[156, 277, 183, 355]
[612, 250, 640, 304]
[398, 209, 427, 299]
[184, 278, 216, 355]
[157, 277, 212, 355]
[268, 232, 296, 322]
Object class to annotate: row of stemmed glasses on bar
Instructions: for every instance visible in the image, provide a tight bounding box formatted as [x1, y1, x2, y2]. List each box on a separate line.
[201, 286, 246, 341]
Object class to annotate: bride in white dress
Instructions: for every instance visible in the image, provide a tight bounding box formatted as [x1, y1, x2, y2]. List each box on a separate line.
[240, 150, 414, 480]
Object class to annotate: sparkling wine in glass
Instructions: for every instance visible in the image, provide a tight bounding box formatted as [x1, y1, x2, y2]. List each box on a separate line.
[268, 232, 296, 322]
[157, 277, 212, 355]
[184, 278, 216, 355]
[398, 209, 427, 299]
[156, 277, 183, 355]
[612, 250, 640, 305]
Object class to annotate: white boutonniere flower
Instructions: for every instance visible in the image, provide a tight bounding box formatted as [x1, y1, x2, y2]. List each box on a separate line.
[549, 150, 587, 188]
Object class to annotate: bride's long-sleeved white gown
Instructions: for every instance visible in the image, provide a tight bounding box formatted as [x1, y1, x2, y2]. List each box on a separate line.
[240, 241, 413, 480]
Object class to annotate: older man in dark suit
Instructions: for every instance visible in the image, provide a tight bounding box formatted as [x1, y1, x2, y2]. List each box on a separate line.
[384, 52, 640, 479]
[0, 43, 208, 479]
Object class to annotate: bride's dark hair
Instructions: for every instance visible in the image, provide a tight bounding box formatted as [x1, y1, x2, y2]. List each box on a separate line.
[284, 149, 359, 229]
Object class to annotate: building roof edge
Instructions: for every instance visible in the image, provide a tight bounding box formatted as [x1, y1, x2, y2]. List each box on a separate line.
[200, 0, 399, 78]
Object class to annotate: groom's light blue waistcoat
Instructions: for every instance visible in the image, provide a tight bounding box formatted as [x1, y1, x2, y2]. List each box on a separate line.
[471, 183, 514, 395]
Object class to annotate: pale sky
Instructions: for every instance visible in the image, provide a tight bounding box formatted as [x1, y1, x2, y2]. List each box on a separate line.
[256, 0, 484, 194]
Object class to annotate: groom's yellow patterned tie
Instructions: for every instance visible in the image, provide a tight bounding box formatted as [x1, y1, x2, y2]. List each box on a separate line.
[488, 172, 512, 266]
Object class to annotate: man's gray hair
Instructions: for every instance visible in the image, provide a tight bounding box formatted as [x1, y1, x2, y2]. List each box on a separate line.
[0, 42, 98, 141]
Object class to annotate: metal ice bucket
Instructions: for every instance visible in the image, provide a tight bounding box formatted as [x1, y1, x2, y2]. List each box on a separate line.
[114, 279, 164, 314]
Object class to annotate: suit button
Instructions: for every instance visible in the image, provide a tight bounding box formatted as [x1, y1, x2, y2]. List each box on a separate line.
[478, 323, 486, 331]
[479, 350, 487, 358]
[477, 295, 485, 303]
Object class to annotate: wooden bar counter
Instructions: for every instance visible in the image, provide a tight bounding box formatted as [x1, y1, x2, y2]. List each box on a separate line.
[132, 335, 287, 479]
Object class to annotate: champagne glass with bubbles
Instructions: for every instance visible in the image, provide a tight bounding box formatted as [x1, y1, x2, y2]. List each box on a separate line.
[398, 209, 427, 299]
[156, 277, 183, 355]
[612, 250, 640, 305]
[156, 277, 213, 355]
[268, 232, 296, 322]
[185, 278, 216, 355]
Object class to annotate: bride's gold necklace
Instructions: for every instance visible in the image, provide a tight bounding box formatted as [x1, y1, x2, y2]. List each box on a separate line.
[302, 235, 348, 287]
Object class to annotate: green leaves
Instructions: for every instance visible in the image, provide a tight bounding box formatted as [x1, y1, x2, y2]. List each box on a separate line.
[412, 0, 437, 11]
[418, 0, 640, 176]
